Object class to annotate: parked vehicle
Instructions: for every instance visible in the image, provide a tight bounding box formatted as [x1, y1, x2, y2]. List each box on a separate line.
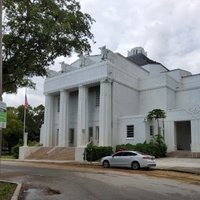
[101, 151, 156, 170]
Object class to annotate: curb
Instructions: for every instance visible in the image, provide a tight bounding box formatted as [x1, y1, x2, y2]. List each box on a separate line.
[11, 183, 22, 200]
[155, 167, 200, 175]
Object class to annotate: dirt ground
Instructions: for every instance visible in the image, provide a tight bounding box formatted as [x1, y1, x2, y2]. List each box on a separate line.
[2, 161, 200, 186]
[18, 161, 200, 185]
[61, 163, 200, 185]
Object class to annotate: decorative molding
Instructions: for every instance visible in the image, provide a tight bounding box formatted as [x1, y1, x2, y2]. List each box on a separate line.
[100, 78, 113, 84]
[46, 69, 58, 78]
[185, 104, 200, 118]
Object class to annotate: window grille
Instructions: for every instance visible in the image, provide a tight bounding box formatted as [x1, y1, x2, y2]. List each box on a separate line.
[127, 125, 134, 138]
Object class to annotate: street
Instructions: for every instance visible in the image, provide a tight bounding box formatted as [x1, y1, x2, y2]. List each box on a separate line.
[0, 161, 200, 200]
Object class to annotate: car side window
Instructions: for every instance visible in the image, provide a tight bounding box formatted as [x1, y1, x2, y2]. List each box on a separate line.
[130, 152, 137, 156]
[122, 152, 130, 156]
[114, 152, 124, 157]
[123, 152, 137, 156]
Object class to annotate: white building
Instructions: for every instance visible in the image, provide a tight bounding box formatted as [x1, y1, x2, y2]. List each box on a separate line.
[40, 46, 200, 158]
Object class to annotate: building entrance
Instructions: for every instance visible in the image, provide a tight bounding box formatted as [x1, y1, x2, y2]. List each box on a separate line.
[175, 121, 191, 150]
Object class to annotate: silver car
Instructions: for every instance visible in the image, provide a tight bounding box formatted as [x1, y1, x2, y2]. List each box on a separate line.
[101, 151, 156, 170]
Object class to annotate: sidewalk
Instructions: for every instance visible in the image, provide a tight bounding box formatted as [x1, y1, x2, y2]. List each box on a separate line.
[155, 157, 200, 174]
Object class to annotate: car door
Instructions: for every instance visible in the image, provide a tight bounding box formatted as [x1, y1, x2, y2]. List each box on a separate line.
[124, 152, 138, 167]
[110, 152, 124, 167]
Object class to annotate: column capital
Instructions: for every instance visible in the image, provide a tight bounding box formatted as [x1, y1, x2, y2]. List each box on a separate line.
[44, 92, 50, 96]
[60, 89, 65, 92]
[100, 78, 113, 84]
[79, 84, 88, 89]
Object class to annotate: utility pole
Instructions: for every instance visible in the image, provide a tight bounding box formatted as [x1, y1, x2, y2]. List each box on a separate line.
[0, 0, 2, 100]
[0, 0, 3, 174]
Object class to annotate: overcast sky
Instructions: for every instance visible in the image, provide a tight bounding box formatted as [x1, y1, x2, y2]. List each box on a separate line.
[3, 0, 200, 107]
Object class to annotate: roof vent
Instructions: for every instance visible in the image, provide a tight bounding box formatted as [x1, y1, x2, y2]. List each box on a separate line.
[128, 47, 147, 57]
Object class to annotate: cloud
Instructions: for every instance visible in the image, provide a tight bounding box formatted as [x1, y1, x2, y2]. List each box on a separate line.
[79, 0, 200, 72]
[3, 0, 200, 107]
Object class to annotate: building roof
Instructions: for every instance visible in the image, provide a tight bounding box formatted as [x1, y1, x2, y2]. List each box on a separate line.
[127, 53, 161, 66]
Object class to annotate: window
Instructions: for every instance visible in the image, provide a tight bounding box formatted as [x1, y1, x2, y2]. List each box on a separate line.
[96, 89, 100, 107]
[57, 96, 60, 112]
[88, 127, 93, 142]
[69, 128, 74, 145]
[95, 126, 99, 143]
[122, 152, 137, 156]
[127, 125, 134, 138]
[150, 125, 154, 136]
[114, 152, 124, 157]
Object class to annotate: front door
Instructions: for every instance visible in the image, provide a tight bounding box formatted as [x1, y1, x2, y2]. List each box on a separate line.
[176, 121, 191, 150]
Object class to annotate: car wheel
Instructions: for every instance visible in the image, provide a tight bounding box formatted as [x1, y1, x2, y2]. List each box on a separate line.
[103, 160, 110, 168]
[131, 161, 140, 170]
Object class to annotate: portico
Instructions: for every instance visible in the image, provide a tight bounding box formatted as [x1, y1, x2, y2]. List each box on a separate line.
[42, 78, 113, 148]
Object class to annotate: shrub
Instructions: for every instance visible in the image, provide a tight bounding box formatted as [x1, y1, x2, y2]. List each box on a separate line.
[84, 144, 113, 161]
[116, 134, 167, 158]
[28, 141, 43, 147]
[116, 143, 136, 152]
[150, 134, 167, 157]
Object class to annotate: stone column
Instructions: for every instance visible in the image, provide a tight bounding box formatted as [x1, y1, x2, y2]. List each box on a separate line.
[77, 86, 88, 147]
[191, 119, 200, 152]
[23, 132, 28, 147]
[44, 94, 53, 147]
[164, 121, 176, 152]
[58, 90, 69, 147]
[99, 80, 112, 146]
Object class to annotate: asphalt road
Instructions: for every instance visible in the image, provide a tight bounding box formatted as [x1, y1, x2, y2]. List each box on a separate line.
[0, 161, 200, 200]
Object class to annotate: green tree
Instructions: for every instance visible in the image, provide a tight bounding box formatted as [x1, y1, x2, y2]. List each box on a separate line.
[147, 109, 166, 135]
[16, 104, 44, 141]
[3, 0, 95, 93]
[3, 107, 23, 154]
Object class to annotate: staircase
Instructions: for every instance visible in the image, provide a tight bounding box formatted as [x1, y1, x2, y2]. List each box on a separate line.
[26, 147, 75, 160]
[167, 150, 192, 158]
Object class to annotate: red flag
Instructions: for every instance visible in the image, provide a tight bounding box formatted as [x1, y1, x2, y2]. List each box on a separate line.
[24, 93, 29, 109]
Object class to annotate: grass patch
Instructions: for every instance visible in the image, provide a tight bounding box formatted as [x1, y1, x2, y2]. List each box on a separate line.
[1, 155, 15, 159]
[0, 182, 17, 200]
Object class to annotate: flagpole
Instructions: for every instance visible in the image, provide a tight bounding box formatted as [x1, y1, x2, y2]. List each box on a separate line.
[23, 102, 26, 137]
[23, 88, 27, 146]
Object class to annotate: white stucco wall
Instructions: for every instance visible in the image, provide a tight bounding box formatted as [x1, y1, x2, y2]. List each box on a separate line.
[142, 64, 168, 75]
[44, 62, 108, 94]
[88, 86, 100, 124]
[117, 115, 147, 145]
[113, 82, 139, 117]
[139, 88, 167, 114]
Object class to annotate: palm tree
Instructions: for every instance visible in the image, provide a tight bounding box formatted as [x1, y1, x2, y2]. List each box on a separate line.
[147, 109, 166, 135]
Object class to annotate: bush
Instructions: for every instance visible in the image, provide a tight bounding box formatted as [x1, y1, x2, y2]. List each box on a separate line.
[116, 134, 167, 158]
[84, 144, 113, 161]
[116, 143, 136, 151]
[28, 141, 43, 147]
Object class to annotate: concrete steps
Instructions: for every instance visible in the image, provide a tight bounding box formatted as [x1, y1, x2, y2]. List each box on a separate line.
[26, 147, 75, 160]
[48, 147, 75, 160]
[167, 150, 192, 158]
[26, 147, 52, 159]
